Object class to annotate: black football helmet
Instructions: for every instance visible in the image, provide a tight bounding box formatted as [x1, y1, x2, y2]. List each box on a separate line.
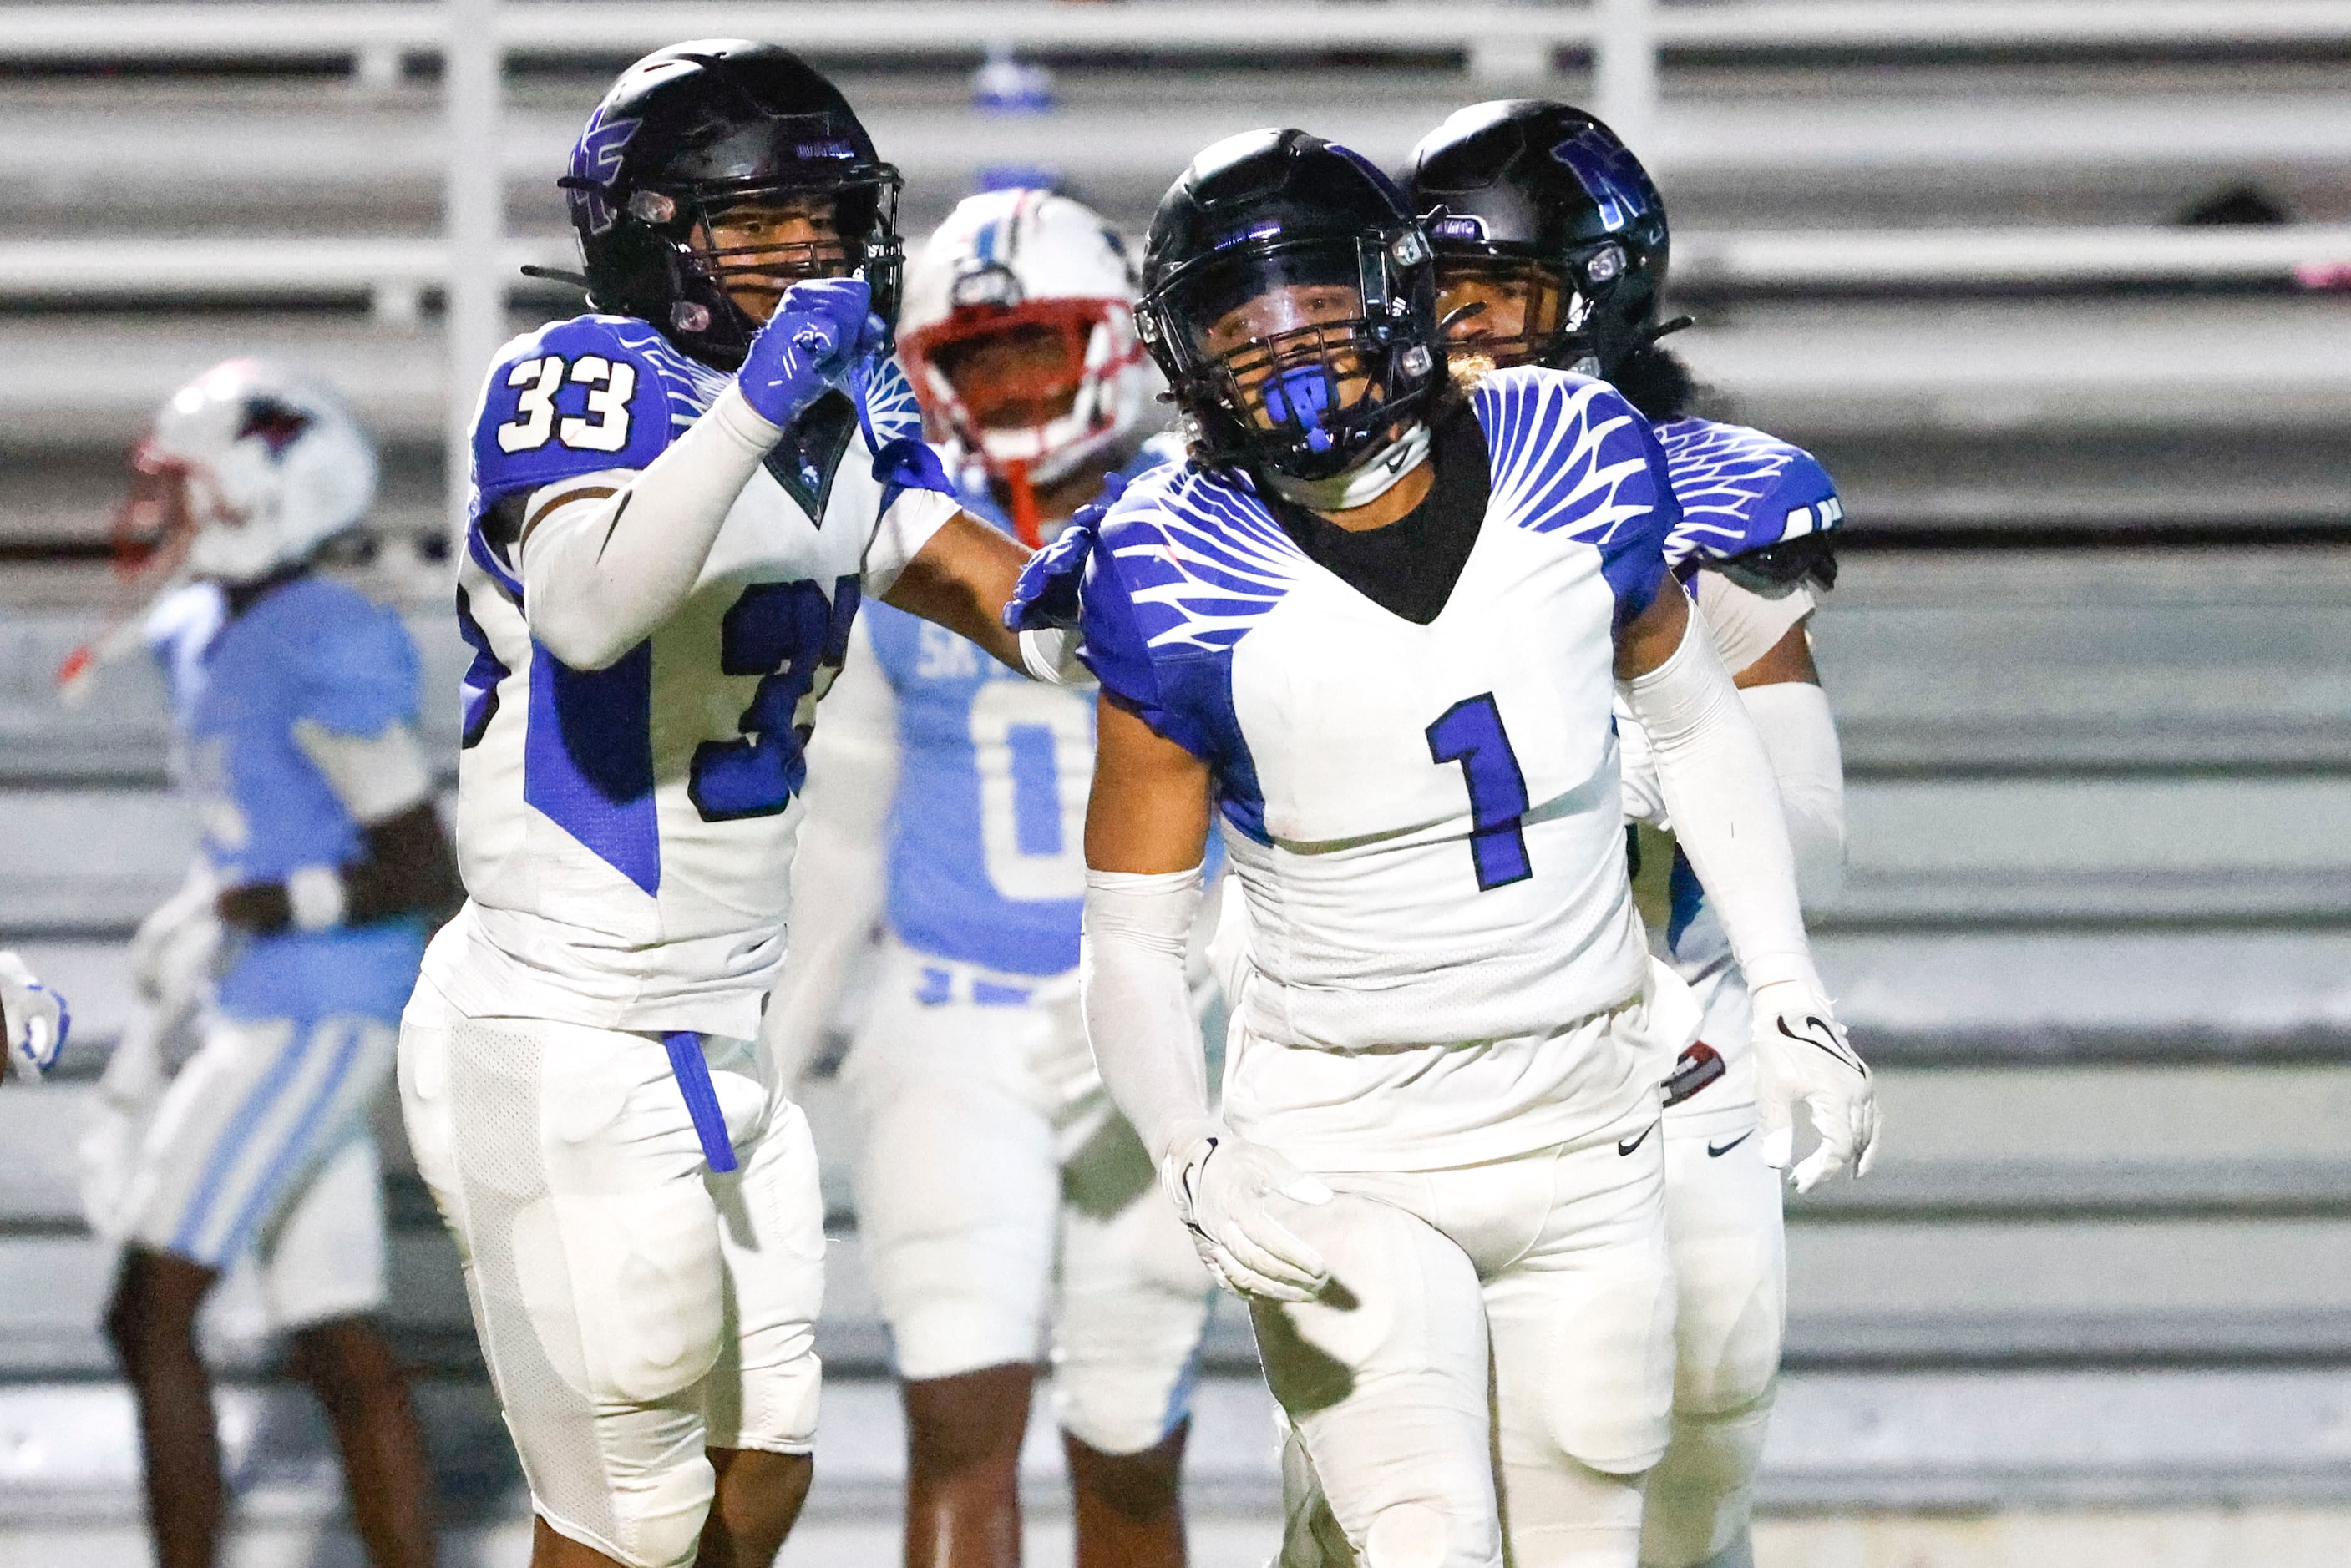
[560, 40, 904, 368]
[1403, 100, 1670, 381]
[1138, 129, 1442, 483]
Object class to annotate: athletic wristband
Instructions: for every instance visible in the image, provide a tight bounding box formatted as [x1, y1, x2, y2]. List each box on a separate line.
[285, 864, 347, 933]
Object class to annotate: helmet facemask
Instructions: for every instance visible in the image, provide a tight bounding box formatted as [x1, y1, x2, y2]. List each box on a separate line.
[903, 295, 1147, 520]
[1145, 232, 1437, 483]
[600, 170, 903, 362]
[1428, 222, 1646, 385]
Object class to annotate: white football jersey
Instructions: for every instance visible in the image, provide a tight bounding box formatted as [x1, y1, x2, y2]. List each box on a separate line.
[427, 313, 960, 1037]
[1080, 367, 1690, 1164]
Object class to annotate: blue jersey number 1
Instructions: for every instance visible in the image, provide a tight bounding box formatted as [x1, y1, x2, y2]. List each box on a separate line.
[1426, 693, 1533, 890]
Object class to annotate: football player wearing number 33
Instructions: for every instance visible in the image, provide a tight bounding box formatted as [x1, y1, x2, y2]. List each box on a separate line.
[1015, 129, 1880, 1568]
[395, 42, 1067, 1568]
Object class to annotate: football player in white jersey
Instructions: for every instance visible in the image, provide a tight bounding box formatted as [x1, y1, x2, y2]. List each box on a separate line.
[1007, 129, 1877, 1568]
[94, 360, 452, 1568]
[1404, 100, 1850, 1568]
[771, 187, 1209, 1568]
[396, 43, 1069, 1568]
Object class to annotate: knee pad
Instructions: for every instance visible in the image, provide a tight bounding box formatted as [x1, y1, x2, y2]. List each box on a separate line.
[1639, 1401, 1771, 1568]
[538, 1439, 716, 1568]
[1362, 1500, 1492, 1568]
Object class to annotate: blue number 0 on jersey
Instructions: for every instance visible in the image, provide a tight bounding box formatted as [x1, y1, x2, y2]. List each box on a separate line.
[690, 574, 862, 821]
[1426, 693, 1533, 890]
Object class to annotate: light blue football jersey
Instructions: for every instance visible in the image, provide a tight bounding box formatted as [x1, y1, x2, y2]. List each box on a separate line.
[865, 444, 1175, 976]
[148, 575, 428, 1026]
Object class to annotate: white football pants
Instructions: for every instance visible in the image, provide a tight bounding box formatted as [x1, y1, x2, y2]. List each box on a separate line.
[1275, 1099, 1782, 1568]
[398, 976, 824, 1568]
[1638, 1096, 1782, 1568]
[1259, 1119, 1675, 1568]
[844, 941, 1215, 1455]
[124, 1010, 392, 1330]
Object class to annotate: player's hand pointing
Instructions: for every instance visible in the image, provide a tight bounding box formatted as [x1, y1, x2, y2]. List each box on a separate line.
[1162, 1122, 1333, 1302]
[1750, 981, 1879, 1191]
[738, 277, 874, 428]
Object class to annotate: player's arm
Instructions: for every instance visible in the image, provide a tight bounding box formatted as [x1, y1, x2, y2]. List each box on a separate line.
[1615, 584, 1877, 1187]
[1731, 622, 1846, 903]
[881, 510, 1032, 671]
[1082, 697, 1331, 1302]
[523, 280, 880, 670]
[215, 722, 462, 937]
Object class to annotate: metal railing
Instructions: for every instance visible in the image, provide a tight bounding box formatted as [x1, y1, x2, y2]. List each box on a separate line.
[6, 225, 2349, 308]
[6, 0, 2348, 518]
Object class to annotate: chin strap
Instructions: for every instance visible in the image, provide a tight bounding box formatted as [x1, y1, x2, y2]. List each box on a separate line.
[1001, 458, 1044, 549]
[1262, 420, 1433, 513]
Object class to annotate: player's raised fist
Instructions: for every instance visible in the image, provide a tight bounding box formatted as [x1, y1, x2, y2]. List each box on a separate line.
[1750, 980, 1879, 1191]
[738, 276, 875, 427]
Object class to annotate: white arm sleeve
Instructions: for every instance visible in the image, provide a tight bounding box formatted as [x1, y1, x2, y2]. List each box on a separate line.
[1081, 865, 1211, 1163]
[1616, 681, 1847, 909]
[762, 620, 899, 1088]
[1741, 680, 1847, 906]
[1619, 609, 1819, 993]
[520, 384, 783, 670]
[1693, 569, 1816, 675]
[860, 487, 961, 602]
[291, 718, 433, 825]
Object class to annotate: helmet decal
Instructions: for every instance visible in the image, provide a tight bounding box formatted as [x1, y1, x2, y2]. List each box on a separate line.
[236, 398, 312, 458]
[567, 110, 641, 235]
[1550, 127, 1653, 233]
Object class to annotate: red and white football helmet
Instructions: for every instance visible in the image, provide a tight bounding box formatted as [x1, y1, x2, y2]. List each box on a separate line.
[898, 188, 1150, 543]
[120, 357, 377, 586]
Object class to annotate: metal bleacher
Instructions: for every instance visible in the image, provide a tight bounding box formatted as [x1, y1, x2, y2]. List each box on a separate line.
[5, 3, 2351, 1563]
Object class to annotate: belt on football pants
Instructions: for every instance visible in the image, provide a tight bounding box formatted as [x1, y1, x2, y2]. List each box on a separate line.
[662, 1031, 739, 1173]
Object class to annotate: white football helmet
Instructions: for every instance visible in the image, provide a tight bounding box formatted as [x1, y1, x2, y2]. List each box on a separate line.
[120, 358, 378, 586]
[898, 188, 1151, 524]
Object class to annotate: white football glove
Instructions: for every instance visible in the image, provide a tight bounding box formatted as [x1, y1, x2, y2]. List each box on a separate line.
[129, 862, 222, 1005]
[2, 950, 69, 1081]
[1751, 980, 1880, 1191]
[1162, 1122, 1334, 1302]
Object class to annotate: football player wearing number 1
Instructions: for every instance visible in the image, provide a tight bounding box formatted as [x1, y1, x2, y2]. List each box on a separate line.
[1026, 130, 1876, 1567]
[772, 188, 1210, 1568]
[396, 43, 1061, 1568]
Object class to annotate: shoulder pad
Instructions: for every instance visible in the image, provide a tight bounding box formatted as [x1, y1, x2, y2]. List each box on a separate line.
[1654, 417, 1841, 569]
[469, 314, 724, 515]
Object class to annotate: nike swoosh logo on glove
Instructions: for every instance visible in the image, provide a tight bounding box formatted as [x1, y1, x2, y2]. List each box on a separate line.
[1777, 1014, 1867, 1075]
[1618, 1120, 1659, 1156]
[1706, 1130, 1753, 1158]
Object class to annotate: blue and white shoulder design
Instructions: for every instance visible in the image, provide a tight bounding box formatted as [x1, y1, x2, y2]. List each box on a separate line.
[854, 353, 957, 512]
[1652, 416, 1840, 569]
[1076, 465, 1298, 817]
[468, 313, 726, 525]
[1471, 366, 1680, 625]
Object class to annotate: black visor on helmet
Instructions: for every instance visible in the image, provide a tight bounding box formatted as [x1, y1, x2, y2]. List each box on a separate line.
[1147, 230, 1435, 481]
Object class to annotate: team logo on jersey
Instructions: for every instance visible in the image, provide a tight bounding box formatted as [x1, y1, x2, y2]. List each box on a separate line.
[566, 110, 641, 235]
[1550, 127, 1653, 233]
[236, 397, 311, 458]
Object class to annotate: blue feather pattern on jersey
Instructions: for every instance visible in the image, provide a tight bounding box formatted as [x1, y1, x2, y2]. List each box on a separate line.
[1653, 416, 1838, 568]
[1472, 367, 1678, 621]
[858, 357, 956, 516]
[1104, 471, 1305, 655]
